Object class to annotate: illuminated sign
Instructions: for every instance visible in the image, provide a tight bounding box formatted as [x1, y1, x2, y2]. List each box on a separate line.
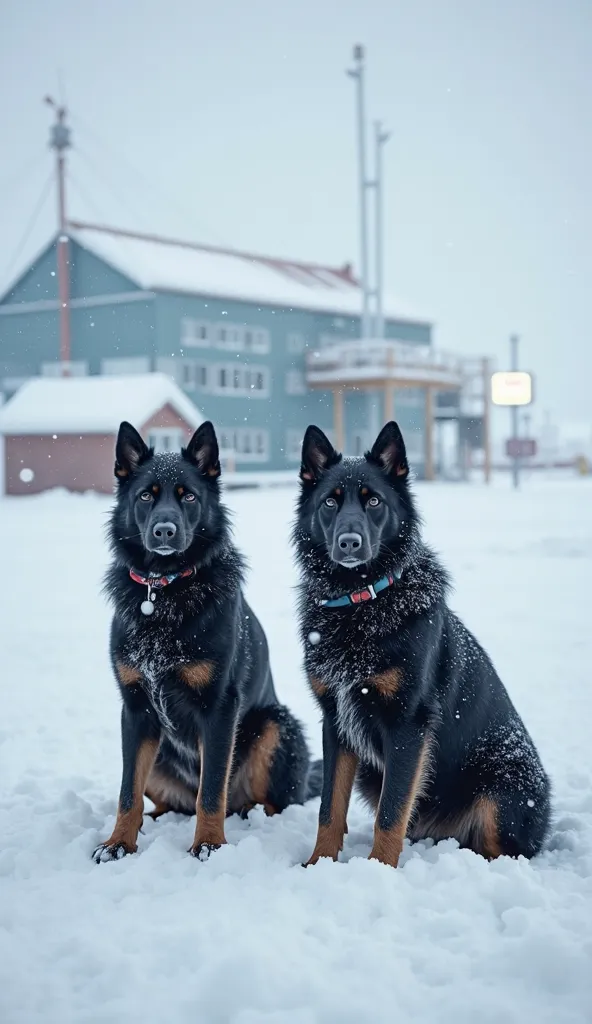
[491, 371, 533, 406]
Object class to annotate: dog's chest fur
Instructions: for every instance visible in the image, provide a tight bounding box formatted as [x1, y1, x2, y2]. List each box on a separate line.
[333, 679, 385, 769]
[300, 558, 448, 767]
[304, 609, 398, 769]
[118, 619, 203, 735]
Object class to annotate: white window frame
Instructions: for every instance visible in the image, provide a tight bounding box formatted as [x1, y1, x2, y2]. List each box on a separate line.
[147, 427, 185, 453]
[211, 363, 270, 398]
[286, 332, 305, 354]
[181, 360, 209, 391]
[214, 323, 245, 351]
[244, 327, 270, 354]
[218, 427, 269, 463]
[181, 318, 211, 348]
[285, 369, 306, 395]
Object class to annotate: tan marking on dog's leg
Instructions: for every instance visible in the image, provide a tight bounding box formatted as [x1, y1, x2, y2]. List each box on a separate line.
[369, 739, 431, 868]
[103, 739, 159, 853]
[474, 795, 503, 859]
[190, 735, 235, 853]
[306, 751, 358, 865]
[247, 721, 281, 805]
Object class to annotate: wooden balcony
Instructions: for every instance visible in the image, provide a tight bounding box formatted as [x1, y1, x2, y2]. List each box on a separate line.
[305, 340, 464, 391]
[304, 340, 491, 482]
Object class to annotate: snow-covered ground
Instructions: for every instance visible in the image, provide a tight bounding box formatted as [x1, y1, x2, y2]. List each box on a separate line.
[1, 477, 591, 1023]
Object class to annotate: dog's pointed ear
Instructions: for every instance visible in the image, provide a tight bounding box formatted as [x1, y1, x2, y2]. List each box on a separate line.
[183, 421, 220, 478]
[115, 421, 150, 479]
[367, 422, 409, 481]
[300, 425, 340, 483]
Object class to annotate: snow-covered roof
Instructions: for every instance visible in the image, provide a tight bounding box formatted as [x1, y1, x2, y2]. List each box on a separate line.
[0, 373, 203, 435]
[68, 222, 430, 325]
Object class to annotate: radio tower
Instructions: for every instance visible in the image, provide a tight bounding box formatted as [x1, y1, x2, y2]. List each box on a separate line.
[45, 96, 72, 373]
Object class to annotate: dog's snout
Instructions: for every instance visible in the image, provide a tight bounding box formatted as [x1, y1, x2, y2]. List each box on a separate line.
[337, 532, 363, 555]
[152, 521, 177, 541]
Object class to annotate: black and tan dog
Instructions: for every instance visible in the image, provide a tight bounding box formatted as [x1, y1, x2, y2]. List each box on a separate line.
[294, 421, 550, 868]
[93, 420, 320, 863]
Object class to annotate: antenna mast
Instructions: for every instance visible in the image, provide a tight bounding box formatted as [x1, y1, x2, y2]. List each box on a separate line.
[347, 45, 372, 341]
[45, 96, 72, 372]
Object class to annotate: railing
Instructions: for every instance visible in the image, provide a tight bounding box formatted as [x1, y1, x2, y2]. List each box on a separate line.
[305, 340, 464, 389]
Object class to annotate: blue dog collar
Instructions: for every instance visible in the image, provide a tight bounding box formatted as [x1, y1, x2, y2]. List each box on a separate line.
[319, 569, 402, 609]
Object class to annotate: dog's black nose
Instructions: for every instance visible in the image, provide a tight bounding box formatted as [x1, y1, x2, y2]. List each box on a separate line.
[152, 521, 177, 541]
[337, 532, 363, 555]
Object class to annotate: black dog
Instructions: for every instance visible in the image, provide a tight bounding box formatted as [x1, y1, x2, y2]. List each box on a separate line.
[294, 421, 550, 868]
[93, 420, 320, 862]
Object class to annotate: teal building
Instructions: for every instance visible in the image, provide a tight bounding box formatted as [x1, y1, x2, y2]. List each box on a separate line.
[0, 224, 432, 473]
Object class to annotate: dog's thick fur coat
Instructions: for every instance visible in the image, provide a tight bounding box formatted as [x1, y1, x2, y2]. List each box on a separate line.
[93, 420, 320, 863]
[294, 422, 551, 868]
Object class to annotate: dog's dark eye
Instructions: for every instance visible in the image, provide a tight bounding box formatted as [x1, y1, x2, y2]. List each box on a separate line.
[324, 497, 337, 508]
[367, 496, 380, 507]
[139, 491, 153, 502]
[183, 492, 196, 502]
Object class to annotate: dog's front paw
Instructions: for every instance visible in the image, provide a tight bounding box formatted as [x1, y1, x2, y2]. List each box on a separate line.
[302, 850, 339, 868]
[189, 841, 224, 861]
[92, 841, 136, 864]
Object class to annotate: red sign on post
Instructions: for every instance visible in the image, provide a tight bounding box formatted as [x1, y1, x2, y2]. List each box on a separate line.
[506, 438, 537, 459]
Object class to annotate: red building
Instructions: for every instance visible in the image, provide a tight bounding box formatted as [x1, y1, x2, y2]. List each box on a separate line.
[0, 373, 203, 495]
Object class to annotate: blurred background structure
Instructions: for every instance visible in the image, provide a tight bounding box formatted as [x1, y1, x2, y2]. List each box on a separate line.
[0, 54, 495, 488]
[0, 1, 590, 492]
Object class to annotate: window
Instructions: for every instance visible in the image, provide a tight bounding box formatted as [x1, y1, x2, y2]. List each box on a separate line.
[211, 363, 270, 398]
[395, 389, 424, 409]
[147, 428, 185, 453]
[181, 318, 211, 347]
[285, 370, 306, 395]
[218, 427, 269, 463]
[200, 323, 271, 353]
[215, 324, 245, 350]
[181, 361, 209, 391]
[287, 332, 305, 354]
[286, 429, 304, 462]
[245, 328, 270, 354]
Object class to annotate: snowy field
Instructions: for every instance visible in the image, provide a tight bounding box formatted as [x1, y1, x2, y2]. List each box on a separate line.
[1, 476, 591, 1024]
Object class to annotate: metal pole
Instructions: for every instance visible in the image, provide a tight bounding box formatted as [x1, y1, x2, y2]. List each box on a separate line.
[482, 357, 491, 484]
[373, 121, 390, 339]
[510, 334, 520, 488]
[333, 387, 345, 452]
[424, 387, 435, 481]
[46, 97, 72, 373]
[347, 45, 371, 340]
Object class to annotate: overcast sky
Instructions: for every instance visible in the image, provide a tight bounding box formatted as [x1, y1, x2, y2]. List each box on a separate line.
[1, 0, 590, 430]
